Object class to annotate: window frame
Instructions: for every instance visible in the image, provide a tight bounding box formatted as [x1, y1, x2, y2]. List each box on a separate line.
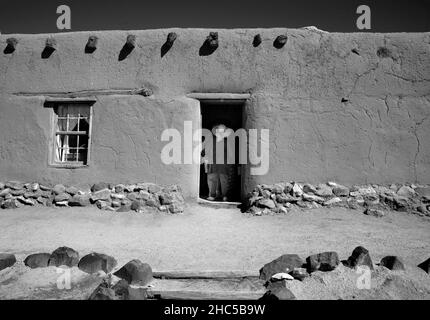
[46, 98, 95, 169]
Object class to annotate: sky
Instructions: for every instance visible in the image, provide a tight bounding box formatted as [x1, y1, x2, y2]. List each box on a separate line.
[0, 0, 429, 34]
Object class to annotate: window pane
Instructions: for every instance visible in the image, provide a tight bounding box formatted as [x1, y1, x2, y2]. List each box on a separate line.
[53, 104, 91, 165]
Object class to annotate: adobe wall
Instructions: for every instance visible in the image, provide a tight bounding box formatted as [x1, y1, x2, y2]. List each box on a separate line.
[0, 28, 429, 198]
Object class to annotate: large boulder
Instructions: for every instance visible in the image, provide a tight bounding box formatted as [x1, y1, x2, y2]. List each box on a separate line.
[68, 194, 91, 207]
[24, 253, 51, 269]
[259, 254, 304, 281]
[417, 258, 430, 274]
[48, 246, 79, 267]
[78, 252, 117, 274]
[113, 259, 153, 286]
[302, 193, 325, 203]
[259, 281, 296, 300]
[346, 246, 374, 270]
[0, 253, 16, 271]
[306, 251, 340, 272]
[91, 182, 110, 193]
[380, 256, 405, 271]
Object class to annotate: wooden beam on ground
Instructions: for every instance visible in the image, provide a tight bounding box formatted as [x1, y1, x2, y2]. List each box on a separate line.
[148, 290, 263, 300]
[152, 270, 261, 280]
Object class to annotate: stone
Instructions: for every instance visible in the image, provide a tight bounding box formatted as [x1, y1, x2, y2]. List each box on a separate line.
[364, 208, 385, 218]
[115, 184, 125, 193]
[415, 187, 430, 199]
[258, 198, 276, 209]
[24, 253, 51, 269]
[88, 282, 116, 300]
[259, 254, 304, 281]
[114, 259, 153, 286]
[302, 193, 325, 203]
[0, 182, 4, 190]
[248, 206, 262, 216]
[1, 199, 19, 209]
[396, 186, 415, 198]
[91, 182, 110, 193]
[131, 200, 144, 212]
[139, 191, 152, 201]
[380, 256, 405, 271]
[332, 185, 350, 197]
[10, 189, 25, 196]
[68, 194, 91, 207]
[78, 252, 117, 274]
[168, 203, 184, 214]
[96, 200, 110, 210]
[111, 201, 121, 208]
[5, 181, 24, 190]
[302, 183, 317, 194]
[146, 183, 162, 194]
[111, 193, 126, 200]
[350, 186, 377, 197]
[346, 246, 374, 270]
[323, 197, 342, 206]
[48, 246, 79, 267]
[271, 184, 284, 194]
[30, 182, 39, 191]
[315, 184, 333, 197]
[292, 183, 303, 197]
[54, 193, 71, 203]
[39, 185, 52, 191]
[0, 253, 16, 271]
[55, 201, 68, 207]
[283, 183, 293, 195]
[260, 281, 296, 300]
[417, 258, 430, 274]
[16, 196, 35, 206]
[0, 188, 10, 197]
[306, 251, 340, 272]
[65, 186, 79, 195]
[91, 189, 111, 202]
[53, 184, 66, 195]
[289, 268, 309, 281]
[37, 197, 47, 205]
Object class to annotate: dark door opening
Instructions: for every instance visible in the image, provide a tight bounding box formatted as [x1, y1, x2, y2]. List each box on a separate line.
[199, 100, 244, 203]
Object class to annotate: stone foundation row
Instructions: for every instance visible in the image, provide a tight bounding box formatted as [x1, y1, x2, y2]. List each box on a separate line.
[0, 181, 185, 214]
[246, 182, 430, 217]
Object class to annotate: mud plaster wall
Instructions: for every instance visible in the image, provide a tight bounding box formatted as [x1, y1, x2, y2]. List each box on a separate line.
[0, 28, 429, 199]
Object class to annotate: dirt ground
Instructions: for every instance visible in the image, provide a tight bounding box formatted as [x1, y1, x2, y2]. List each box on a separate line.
[0, 205, 429, 299]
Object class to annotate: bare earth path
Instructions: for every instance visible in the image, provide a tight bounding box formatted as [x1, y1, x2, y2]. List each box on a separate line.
[0, 205, 429, 299]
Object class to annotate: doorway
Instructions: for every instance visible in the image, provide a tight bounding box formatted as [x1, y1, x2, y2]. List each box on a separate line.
[199, 100, 244, 203]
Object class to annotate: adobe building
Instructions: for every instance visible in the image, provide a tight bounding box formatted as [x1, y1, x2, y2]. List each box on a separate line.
[0, 28, 429, 201]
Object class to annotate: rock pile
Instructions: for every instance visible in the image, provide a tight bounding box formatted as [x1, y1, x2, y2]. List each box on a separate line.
[0, 181, 185, 214]
[246, 182, 430, 217]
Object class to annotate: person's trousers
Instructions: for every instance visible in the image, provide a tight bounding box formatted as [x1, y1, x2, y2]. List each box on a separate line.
[207, 173, 231, 198]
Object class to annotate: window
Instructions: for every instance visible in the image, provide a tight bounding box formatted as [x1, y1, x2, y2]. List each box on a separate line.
[51, 103, 93, 167]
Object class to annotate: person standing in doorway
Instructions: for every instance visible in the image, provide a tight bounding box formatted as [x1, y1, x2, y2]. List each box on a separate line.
[203, 124, 236, 202]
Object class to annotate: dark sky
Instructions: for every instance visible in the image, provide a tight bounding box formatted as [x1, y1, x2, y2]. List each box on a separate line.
[0, 0, 429, 34]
